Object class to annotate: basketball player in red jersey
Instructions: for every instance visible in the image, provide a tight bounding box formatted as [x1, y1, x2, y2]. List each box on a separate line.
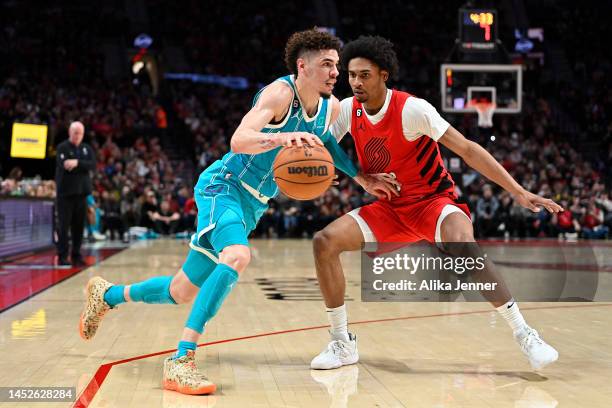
[311, 36, 562, 371]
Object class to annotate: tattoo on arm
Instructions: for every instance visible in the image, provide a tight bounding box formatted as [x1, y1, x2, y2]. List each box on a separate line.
[258, 137, 276, 149]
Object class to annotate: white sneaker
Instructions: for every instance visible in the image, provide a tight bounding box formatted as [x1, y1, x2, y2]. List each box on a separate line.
[515, 327, 559, 370]
[311, 333, 358, 370]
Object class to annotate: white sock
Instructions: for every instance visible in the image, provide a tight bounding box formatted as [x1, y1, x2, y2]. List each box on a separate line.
[496, 299, 528, 335]
[327, 304, 350, 342]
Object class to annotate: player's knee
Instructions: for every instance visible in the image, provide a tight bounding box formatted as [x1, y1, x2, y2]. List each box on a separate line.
[219, 245, 251, 273]
[313, 228, 339, 256]
[441, 218, 475, 242]
[171, 288, 194, 304]
[170, 272, 198, 304]
[441, 212, 475, 243]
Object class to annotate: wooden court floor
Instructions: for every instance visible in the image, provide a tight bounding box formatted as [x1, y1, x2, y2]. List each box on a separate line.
[1, 239, 611, 407]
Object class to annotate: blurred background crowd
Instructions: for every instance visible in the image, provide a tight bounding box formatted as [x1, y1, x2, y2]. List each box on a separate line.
[1, 0, 609, 240]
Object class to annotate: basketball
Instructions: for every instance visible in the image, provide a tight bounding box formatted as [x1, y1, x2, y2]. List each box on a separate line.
[273, 144, 334, 200]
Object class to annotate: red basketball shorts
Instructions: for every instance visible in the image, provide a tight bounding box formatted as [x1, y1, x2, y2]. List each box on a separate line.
[348, 194, 471, 244]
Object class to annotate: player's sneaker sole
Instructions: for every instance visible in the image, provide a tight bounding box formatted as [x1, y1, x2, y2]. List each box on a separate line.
[162, 379, 217, 395]
[311, 355, 359, 370]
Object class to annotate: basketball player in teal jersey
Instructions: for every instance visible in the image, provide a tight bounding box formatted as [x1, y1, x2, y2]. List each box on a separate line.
[78, 29, 399, 395]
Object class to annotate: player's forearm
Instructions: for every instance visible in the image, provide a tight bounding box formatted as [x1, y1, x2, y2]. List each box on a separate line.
[230, 129, 280, 154]
[323, 137, 358, 178]
[463, 141, 523, 195]
[354, 173, 369, 188]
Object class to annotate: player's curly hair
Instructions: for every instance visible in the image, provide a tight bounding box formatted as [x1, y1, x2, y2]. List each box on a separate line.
[341, 36, 399, 80]
[285, 28, 342, 76]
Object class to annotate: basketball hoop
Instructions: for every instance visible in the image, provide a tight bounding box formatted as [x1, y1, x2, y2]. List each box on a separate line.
[469, 101, 496, 128]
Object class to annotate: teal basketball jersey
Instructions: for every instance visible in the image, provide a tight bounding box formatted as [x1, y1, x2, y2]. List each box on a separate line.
[196, 75, 333, 199]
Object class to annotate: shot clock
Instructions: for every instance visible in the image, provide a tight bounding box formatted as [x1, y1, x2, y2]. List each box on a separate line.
[459, 8, 497, 51]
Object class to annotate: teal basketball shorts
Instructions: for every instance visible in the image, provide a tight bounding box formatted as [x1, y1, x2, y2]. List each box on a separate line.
[182, 174, 268, 286]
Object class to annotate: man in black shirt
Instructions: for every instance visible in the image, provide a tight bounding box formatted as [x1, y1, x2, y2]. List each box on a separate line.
[152, 200, 181, 235]
[140, 191, 159, 230]
[55, 121, 96, 266]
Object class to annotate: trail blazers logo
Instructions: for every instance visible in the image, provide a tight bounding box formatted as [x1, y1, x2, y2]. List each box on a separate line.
[364, 137, 390, 173]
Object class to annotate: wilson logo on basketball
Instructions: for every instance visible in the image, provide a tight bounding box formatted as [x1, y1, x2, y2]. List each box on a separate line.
[287, 165, 329, 177]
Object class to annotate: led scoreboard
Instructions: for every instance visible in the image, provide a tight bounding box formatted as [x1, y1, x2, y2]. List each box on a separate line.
[459, 8, 497, 51]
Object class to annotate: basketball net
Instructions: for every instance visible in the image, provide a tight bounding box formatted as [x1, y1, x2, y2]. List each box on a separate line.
[469, 101, 496, 128]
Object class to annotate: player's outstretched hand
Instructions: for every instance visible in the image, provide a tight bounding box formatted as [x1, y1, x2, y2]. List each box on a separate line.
[356, 173, 401, 200]
[372, 172, 402, 192]
[514, 189, 564, 213]
[280, 132, 324, 148]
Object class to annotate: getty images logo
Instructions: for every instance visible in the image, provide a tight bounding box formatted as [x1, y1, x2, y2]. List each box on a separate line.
[287, 165, 329, 177]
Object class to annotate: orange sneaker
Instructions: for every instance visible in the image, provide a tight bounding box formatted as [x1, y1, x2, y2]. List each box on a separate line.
[79, 276, 114, 340]
[163, 351, 217, 395]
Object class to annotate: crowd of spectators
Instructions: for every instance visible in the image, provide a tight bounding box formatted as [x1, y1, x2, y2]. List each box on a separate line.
[463, 97, 610, 240]
[0, 0, 183, 238]
[163, 3, 610, 241]
[0, 167, 56, 198]
[88, 135, 196, 238]
[1, 1, 609, 241]
[0, 70, 186, 238]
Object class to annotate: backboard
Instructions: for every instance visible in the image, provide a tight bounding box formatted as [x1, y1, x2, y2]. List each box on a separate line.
[440, 64, 522, 114]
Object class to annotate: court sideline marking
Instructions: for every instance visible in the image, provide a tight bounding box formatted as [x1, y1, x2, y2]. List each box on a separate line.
[73, 303, 612, 407]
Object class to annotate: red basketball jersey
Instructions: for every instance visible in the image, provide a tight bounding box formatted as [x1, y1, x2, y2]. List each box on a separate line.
[350, 90, 456, 204]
